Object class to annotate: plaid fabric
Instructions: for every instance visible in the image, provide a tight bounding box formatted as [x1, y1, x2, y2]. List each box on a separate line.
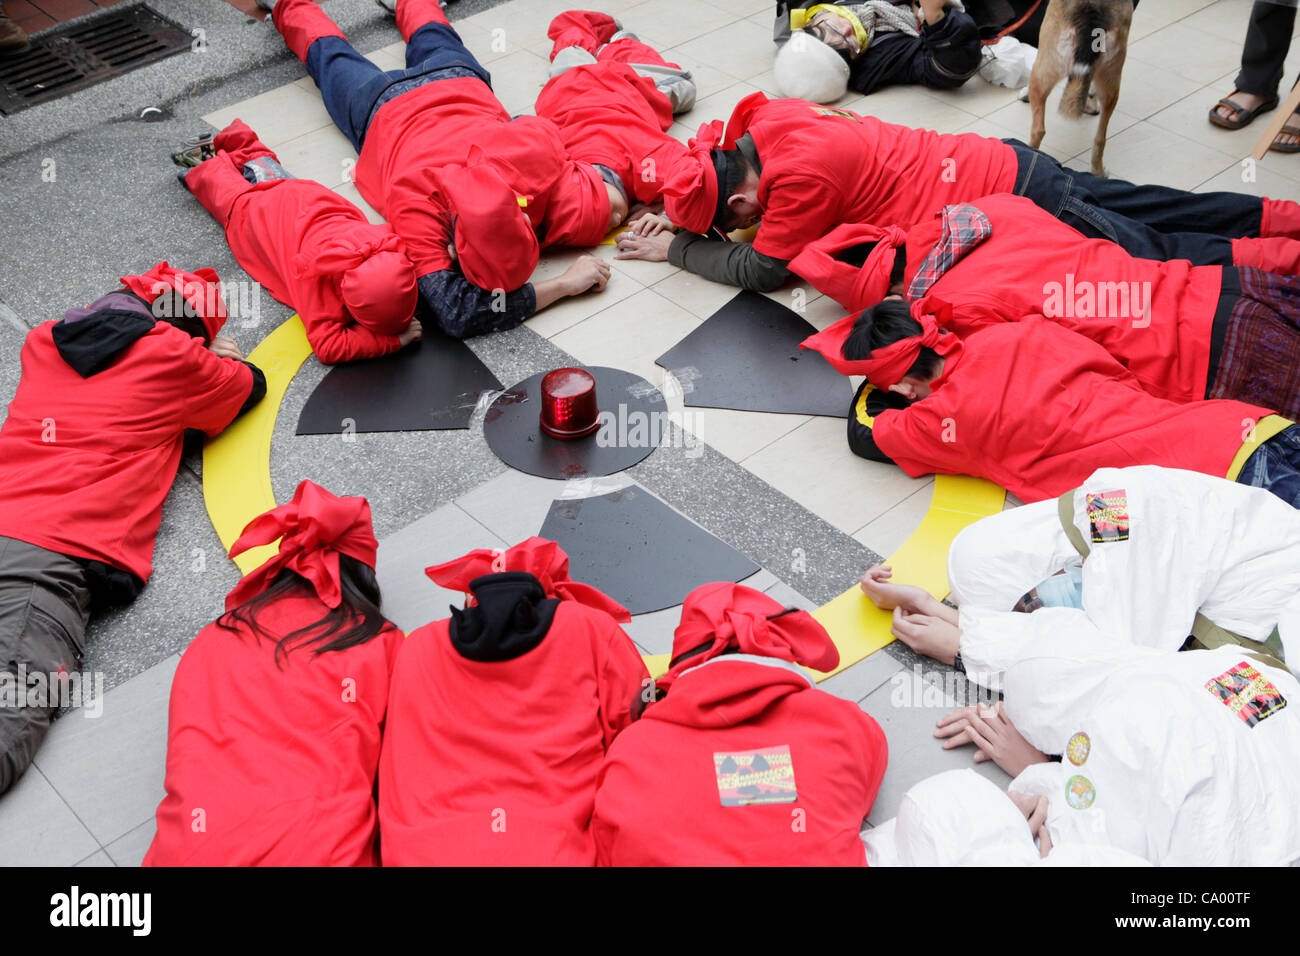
[1209, 267, 1300, 422]
[905, 203, 993, 301]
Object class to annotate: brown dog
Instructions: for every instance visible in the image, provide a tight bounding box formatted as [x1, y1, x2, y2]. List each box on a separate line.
[1028, 0, 1134, 177]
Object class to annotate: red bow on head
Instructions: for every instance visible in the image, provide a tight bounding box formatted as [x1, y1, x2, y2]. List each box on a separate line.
[225, 480, 379, 611]
[657, 582, 838, 693]
[662, 120, 725, 235]
[789, 222, 908, 312]
[801, 302, 960, 386]
[722, 91, 770, 149]
[120, 261, 228, 341]
[425, 536, 631, 622]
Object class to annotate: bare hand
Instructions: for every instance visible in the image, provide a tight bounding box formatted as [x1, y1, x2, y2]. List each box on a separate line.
[890, 606, 960, 664]
[563, 256, 612, 295]
[1007, 790, 1053, 859]
[918, 0, 946, 24]
[934, 701, 1048, 778]
[614, 229, 673, 262]
[859, 564, 935, 614]
[208, 336, 243, 361]
[621, 214, 674, 239]
[398, 318, 423, 347]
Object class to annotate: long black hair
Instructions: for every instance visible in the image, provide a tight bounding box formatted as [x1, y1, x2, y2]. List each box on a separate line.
[842, 298, 941, 380]
[216, 555, 387, 668]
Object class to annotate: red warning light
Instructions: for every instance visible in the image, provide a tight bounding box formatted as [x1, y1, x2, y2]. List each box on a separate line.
[539, 367, 601, 439]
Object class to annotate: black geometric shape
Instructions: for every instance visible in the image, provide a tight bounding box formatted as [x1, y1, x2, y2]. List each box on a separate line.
[655, 290, 851, 417]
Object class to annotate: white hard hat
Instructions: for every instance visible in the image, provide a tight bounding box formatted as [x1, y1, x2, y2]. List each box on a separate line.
[773, 31, 850, 104]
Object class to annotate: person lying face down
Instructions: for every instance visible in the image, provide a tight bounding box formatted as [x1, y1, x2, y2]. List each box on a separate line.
[772, 0, 982, 102]
[379, 537, 648, 866]
[178, 118, 422, 365]
[537, 10, 695, 240]
[809, 298, 1300, 510]
[591, 582, 888, 866]
[790, 196, 1300, 418]
[859, 465, 1300, 693]
[265, 0, 613, 338]
[618, 90, 1300, 294]
[0, 262, 265, 795]
[876, 631, 1300, 867]
[145, 481, 403, 866]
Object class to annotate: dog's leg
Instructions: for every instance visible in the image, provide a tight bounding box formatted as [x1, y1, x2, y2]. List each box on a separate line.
[1090, 51, 1125, 178]
[1028, 57, 1065, 150]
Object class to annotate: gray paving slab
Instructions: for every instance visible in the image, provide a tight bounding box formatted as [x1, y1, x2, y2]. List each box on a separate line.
[0, 311, 27, 429]
[817, 648, 907, 705]
[33, 655, 178, 847]
[105, 819, 158, 867]
[374, 502, 508, 634]
[860, 673, 1010, 825]
[0, 766, 101, 867]
[75, 850, 117, 867]
[80, 468, 237, 692]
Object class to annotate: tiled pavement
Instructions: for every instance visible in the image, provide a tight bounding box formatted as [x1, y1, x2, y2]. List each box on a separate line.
[2, 0, 1300, 864]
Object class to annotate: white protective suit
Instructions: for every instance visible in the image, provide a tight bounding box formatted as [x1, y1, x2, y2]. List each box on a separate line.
[862, 769, 1149, 866]
[865, 635, 1300, 866]
[946, 466, 1300, 691]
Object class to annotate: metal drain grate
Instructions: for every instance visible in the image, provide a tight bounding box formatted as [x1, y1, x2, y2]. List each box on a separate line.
[0, 6, 191, 115]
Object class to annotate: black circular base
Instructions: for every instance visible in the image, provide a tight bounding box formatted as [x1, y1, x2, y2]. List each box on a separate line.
[483, 366, 666, 479]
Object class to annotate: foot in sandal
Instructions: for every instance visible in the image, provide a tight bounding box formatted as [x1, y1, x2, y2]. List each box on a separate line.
[1210, 89, 1278, 129]
[1272, 111, 1300, 153]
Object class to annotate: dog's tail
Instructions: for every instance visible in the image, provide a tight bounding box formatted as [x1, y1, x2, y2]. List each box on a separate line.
[1060, 3, 1109, 119]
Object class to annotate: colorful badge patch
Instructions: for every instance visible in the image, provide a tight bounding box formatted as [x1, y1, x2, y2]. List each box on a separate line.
[1065, 774, 1096, 810]
[1066, 731, 1091, 767]
[811, 106, 857, 120]
[1205, 661, 1288, 728]
[1086, 490, 1130, 543]
[713, 745, 797, 807]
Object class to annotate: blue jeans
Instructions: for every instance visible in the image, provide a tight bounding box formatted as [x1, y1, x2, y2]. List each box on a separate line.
[1008, 140, 1264, 265]
[1237, 424, 1300, 509]
[303, 22, 490, 152]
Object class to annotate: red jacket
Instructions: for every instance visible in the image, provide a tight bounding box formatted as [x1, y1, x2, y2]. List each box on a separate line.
[0, 316, 253, 581]
[379, 598, 648, 866]
[535, 61, 684, 205]
[592, 655, 887, 865]
[145, 593, 403, 866]
[197, 176, 409, 364]
[736, 97, 1018, 261]
[872, 317, 1272, 502]
[352, 78, 573, 273]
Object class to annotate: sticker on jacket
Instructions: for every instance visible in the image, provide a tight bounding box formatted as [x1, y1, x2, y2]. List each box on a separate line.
[810, 106, 858, 121]
[713, 746, 797, 806]
[1086, 490, 1130, 543]
[1205, 661, 1288, 728]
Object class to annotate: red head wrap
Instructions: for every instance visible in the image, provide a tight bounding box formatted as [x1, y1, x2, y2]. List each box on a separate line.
[800, 302, 960, 387]
[120, 261, 228, 341]
[788, 222, 907, 311]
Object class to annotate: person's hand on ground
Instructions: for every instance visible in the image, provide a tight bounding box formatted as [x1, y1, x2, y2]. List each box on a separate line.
[859, 564, 936, 613]
[208, 336, 244, 361]
[563, 256, 612, 295]
[621, 214, 674, 239]
[625, 202, 665, 225]
[1007, 790, 1053, 859]
[614, 229, 673, 262]
[934, 700, 1049, 777]
[890, 605, 960, 664]
[398, 318, 423, 347]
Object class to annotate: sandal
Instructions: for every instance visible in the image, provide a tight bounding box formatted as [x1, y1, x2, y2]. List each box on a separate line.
[1270, 123, 1300, 154]
[1209, 91, 1279, 130]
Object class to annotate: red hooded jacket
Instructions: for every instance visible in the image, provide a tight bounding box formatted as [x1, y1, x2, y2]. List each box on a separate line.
[379, 543, 648, 866]
[536, 53, 685, 206]
[185, 120, 415, 364]
[592, 584, 886, 866]
[871, 317, 1273, 502]
[0, 270, 254, 581]
[144, 595, 403, 866]
[668, 94, 1018, 257]
[797, 193, 1226, 404]
[352, 78, 580, 273]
